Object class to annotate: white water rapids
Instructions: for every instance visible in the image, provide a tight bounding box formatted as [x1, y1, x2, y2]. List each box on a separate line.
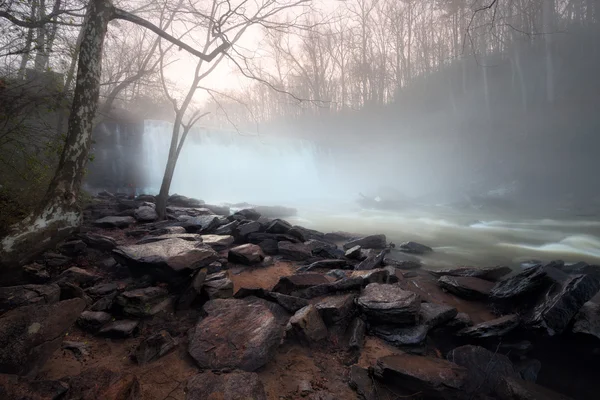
[140, 120, 600, 269]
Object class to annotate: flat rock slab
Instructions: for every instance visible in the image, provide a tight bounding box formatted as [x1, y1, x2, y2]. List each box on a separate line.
[113, 238, 217, 285]
[370, 324, 429, 346]
[458, 314, 519, 338]
[117, 287, 169, 317]
[0, 298, 86, 376]
[573, 293, 600, 339]
[287, 305, 328, 343]
[357, 283, 420, 325]
[373, 354, 467, 398]
[135, 233, 202, 244]
[189, 298, 286, 371]
[293, 277, 365, 299]
[201, 234, 234, 250]
[438, 276, 495, 300]
[186, 370, 267, 400]
[0, 284, 60, 315]
[228, 244, 265, 265]
[427, 266, 512, 281]
[343, 234, 387, 250]
[528, 273, 600, 335]
[93, 216, 135, 228]
[490, 265, 551, 301]
[134, 206, 157, 222]
[180, 215, 221, 233]
[277, 241, 312, 261]
[316, 293, 357, 326]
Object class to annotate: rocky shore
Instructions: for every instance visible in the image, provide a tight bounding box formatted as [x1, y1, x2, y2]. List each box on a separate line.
[1, 192, 599, 399]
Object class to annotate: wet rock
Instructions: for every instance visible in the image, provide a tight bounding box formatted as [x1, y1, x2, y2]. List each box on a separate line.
[214, 220, 240, 236]
[496, 377, 573, 400]
[347, 317, 366, 351]
[201, 234, 234, 250]
[573, 293, 600, 339]
[233, 208, 262, 221]
[458, 314, 519, 338]
[97, 319, 139, 337]
[23, 263, 51, 284]
[180, 215, 221, 233]
[278, 241, 312, 261]
[255, 238, 279, 255]
[43, 252, 71, 268]
[445, 312, 473, 330]
[113, 239, 217, 285]
[265, 219, 292, 234]
[427, 266, 512, 282]
[373, 354, 467, 398]
[168, 194, 204, 207]
[345, 245, 362, 260]
[384, 258, 422, 270]
[189, 298, 286, 371]
[515, 358, 541, 382]
[0, 298, 86, 376]
[351, 268, 390, 284]
[343, 235, 387, 250]
[349, 365, 376, 400]
[316, 293, 357, 326]
[289, 225, 325, 242]
[185, 370, 267, 400]
[355, 250, 387, 271]
[527, 273, 600, 335]
[268, 292, 310, 313]
[228, 244, 265, 265]
[437, 275, 495, 300]
[247, 232, 301, 244]
[235, 221, 262, 238]
[167, 206, 215, 218]
[287, 305, 328, 343]
[134, 330, 177, 365]
[133, 206, 157, 222]
[294, 277, 365, 299]
[447, 345, 518, 395]
[57, 240, 87, 256]
[117, 287, 169, 317]
[371, 324, 430, 346]
[0, 374, 69, 400]
[304, 239, 337, 252]
[57, 267, 100, 287]
[420, 303, 458, 328]
[93, 216, 135, 229]
[64, 367, 140, 400]
[397, 241, 433, 254]
[177, 270, 207, 310]
[272, 274, 330, 295]
[77, 310, 112, 332]
[0, 284, 60, 314]
[204, 272, 234, 299]
[490, 265, 551, 301]
[357, 283, 420, 325]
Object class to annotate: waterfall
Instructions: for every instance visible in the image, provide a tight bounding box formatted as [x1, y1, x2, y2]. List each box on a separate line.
[141, 120, 347, 206]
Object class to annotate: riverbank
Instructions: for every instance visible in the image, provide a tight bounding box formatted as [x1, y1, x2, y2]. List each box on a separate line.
[0, 192, 599, 399]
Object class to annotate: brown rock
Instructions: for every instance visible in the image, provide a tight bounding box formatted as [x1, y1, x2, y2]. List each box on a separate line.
[0, 284, 60, 315]
[272, 274, 330, 295]
[357, 283, 420, 325]
[438, 275, 495, 300]
[228, 244, 265, 265]
[65, 367, 140, 400]
[185, 370, 266, 400]
[287, 305, 328, 342]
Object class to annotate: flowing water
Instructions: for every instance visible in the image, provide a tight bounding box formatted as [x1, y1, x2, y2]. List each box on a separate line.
[141, 120, 600, 269]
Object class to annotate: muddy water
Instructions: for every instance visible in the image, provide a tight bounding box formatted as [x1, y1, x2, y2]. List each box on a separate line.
[285, 203, 600, 269]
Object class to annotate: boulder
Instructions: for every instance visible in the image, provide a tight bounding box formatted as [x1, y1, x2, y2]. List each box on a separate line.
[370, 324, 429, 347]
[93, 216, 135, 229]
[113, 239, 217, 285]
[345, 245, 362, 259]
[0, 284, 60, 314]
[0, 298, 86, 376]
[490, 265, 551, 301]
[97, 319, 139, 337]
[527, 273, 600, 335]
[265, 219, 292, 234]
[288, 226, 325, 242]
[420, 303, 458, 328]
[447, 345, 519, 396]
[204, 272, 234, 299]
[77, 311, 112, 332]
[228, 244, 265, 265]
[23, 263, 51, 284]
[215, 220, 240, 236]
[496, 377, 573, 400]
[437, 276, 495, 300]
[64, 367, 140, 400]
[315, 293, 357, 326]
[357, 283, 420, 325]
[233, 208, 262, 221]
[343, 235, 387, 250]
[427, 266, 512, 281]
[133, 206, 157, 222]
[180, 215, 221, 233]
[272, 274, 330, 295]
[0, 374, 69, 400]
[277, 241, 312, 261]
[116, 287, 169, 317]
[373, 354, 467, 398]
[177, 270, 207, 310]
[349, 365, 376, 400]
[185, 370, 267, 400]
[247, 232, 301, 244]
[201, 234, 234, 250]
[384, 258, 422, 270]
[168, 194, 204, 207]
[458, 314, 519, 338]
[90, 292, 118, 312]
[268, 292, 310, 314]
[134, 330, 177, 365]
[57, 267, 101, 287]
[355, 250, 386, 271]
[235, 221, 262, 238]
[286, 305, 328, 342]
[294, 277, 365, 299]
[573, 293, 600, 339]
[189, 298, 286, 371]
[397, 241, 433, 254]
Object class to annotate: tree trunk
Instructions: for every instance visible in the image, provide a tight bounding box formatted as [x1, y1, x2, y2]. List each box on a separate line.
[18, 0, 38, 79]
[1, 0, 113, 269]
[155, 113, 183, 220]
